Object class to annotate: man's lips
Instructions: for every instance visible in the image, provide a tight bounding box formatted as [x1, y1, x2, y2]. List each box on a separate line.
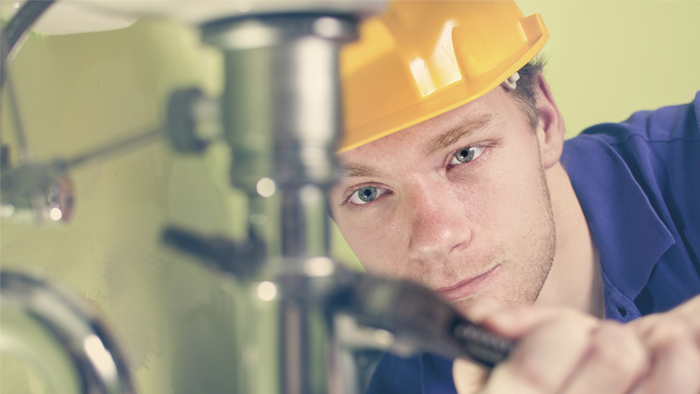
[433, 265, 501, 302]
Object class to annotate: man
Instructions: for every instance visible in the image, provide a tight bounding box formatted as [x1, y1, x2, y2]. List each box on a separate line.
[331, 1, 700, 393]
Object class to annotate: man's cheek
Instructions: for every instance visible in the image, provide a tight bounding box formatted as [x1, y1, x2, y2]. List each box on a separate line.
[354, 235, 407, 278]
[356, 242, 397, 275]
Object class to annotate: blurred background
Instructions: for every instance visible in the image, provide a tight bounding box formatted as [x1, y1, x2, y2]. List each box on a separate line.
[1, 1, 700, 393]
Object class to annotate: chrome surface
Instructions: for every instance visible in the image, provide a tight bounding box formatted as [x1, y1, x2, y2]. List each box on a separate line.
[0, 127, 162, 224]
[0, 271, 135, 394]
[1, 3, 495, 394]
[77, 0, 385, 26]
[202, 14, 357, 192]
[0, 161, 74, 223]
[202, 13, 360, 394]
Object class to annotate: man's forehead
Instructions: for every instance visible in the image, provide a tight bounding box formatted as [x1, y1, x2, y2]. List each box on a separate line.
[338, 90, 509, 175]
[342, 87, 508, 153]
[338, 113, 495, 179]
[424, 114, 493, 156]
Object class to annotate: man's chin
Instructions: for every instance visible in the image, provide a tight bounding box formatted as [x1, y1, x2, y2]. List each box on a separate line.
[447, 290, 540, 317]
[449, 295, 481, 314]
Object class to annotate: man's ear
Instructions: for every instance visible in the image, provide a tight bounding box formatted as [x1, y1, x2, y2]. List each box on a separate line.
[535, 75, 565, 169]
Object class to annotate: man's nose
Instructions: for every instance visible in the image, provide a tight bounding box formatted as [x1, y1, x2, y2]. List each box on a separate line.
[406, 180, 472, 263]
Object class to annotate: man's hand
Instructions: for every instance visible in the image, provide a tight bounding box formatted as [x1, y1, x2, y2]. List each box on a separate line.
[626, 295, 700, 393]
[453, 296, 700, 394]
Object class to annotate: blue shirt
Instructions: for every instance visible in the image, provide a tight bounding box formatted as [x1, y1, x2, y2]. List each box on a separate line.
[365, 92, 700, 394]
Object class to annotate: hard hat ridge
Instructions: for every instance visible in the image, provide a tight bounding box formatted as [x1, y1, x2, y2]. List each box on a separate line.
[339, 0, 549, 153]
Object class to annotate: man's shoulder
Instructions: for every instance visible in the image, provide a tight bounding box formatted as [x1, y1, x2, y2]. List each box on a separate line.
[573, 91, 700, 147]
[364, 353, 456, 394]
[365, 353, 422, 394]
[563, 92, 700, 318]
[562, 91, 700, 186]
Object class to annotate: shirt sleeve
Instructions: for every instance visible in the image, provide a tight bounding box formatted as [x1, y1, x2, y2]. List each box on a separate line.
[365, 353, 458, 394]
[365, 353, 423, 394]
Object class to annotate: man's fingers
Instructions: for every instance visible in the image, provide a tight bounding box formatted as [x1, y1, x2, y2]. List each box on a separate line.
[460, 296, 700, 394]
[562, 321, 648, 394]
[481, 315, 597, 394]
[453, 358, 489, 394]
[482, 306, 598, 339]
[464, 298, 600, 339]
[630, 297, 700, 349]
[632, 318, 700, 394]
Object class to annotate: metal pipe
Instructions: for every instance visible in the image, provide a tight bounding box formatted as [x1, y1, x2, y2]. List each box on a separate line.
[203, 15, 353, 191]
[201, 14, 357, 394]
[281, 184, 331, 258]
[0, 271, 135, 394]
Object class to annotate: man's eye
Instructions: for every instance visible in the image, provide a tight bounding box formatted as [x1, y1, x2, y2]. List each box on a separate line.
[450, 146, 486, 165]
[349, 186, 387, 205]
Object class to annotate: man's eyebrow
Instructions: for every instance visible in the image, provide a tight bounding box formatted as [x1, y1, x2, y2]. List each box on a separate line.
[424, 114, 493, 155]
[341, 164, 380, 178]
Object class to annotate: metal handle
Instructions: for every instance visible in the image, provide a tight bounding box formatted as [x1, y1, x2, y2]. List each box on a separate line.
[452, 320, 512, 368]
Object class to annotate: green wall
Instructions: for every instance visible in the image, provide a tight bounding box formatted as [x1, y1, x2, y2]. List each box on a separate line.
[2, 2, 700, 393]
[0, 18, 248, 394]
[519, 1, 700, 139]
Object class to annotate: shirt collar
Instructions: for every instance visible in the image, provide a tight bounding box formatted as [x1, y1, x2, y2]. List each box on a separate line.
[561, 136, 675, 303]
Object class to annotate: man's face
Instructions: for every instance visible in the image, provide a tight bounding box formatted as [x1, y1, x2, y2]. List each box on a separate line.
[331, 86, 556, 314]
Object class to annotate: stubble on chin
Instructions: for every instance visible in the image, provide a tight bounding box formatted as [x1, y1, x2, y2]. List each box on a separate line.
[499, 166, 558, 308]
[451, 168, 558, 315]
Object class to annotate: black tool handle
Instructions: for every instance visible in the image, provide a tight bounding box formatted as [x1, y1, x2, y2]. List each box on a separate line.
[328, 270, 514, 368]
[452, 320, 513, 368]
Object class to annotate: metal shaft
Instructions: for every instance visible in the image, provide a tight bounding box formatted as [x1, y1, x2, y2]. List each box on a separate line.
[202, 14, 358, 394]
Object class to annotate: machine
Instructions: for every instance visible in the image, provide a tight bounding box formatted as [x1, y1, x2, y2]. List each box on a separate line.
[0, 1, 511, 393]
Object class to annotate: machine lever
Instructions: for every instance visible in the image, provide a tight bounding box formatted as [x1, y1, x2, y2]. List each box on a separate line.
[162, 226, 265, 280]
[327, 270, 513, 368]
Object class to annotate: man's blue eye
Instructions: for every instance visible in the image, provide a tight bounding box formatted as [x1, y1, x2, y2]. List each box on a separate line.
[349, 186, 386, 205]
[450, 146, 485, 165]
[359, 187, 377, 201]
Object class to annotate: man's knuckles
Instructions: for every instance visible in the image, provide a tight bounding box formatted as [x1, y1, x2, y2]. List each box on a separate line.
[497, 317, 598, 392]
[632, 295, 700, 347]
[492, 319, 649, 394]
[587, 322, 649, 380]
[642, 316, 694, 347]
[462, 300, 700, 394]
[634, 336, 700, 394]
[483, 306, 599, 337]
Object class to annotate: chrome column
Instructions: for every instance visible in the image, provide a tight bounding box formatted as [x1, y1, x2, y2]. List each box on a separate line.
[202, 14, 357, 394]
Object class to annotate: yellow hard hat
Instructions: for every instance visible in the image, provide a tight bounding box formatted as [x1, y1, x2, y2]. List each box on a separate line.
[339, 0, 548, 153]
